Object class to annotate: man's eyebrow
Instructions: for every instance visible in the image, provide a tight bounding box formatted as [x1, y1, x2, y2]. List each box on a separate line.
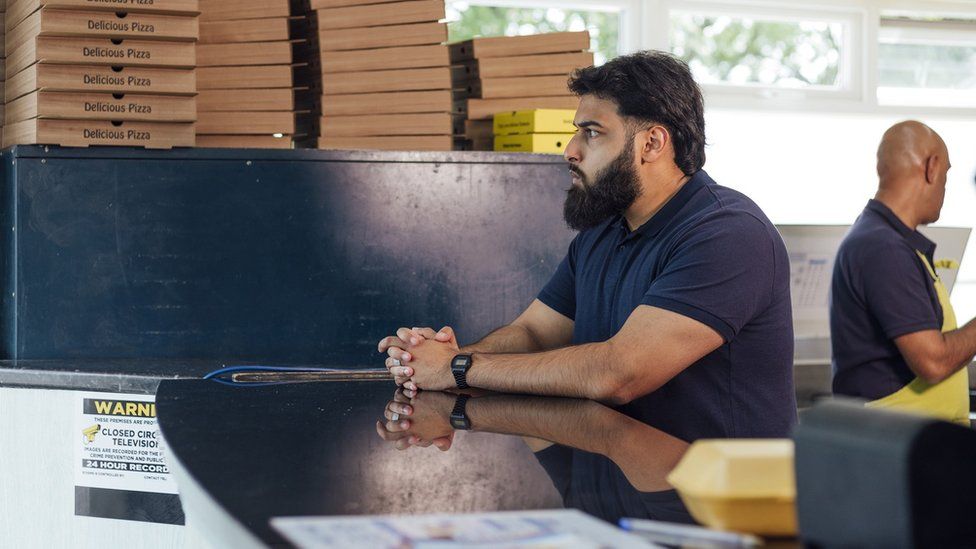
[575, 120, 604, 129]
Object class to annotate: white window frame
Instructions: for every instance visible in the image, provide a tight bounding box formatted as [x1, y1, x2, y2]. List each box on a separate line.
[641, 0, 976, 115]
[642, 0, 868, 110]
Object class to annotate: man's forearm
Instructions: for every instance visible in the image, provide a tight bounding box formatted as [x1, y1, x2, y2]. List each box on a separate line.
[945, 318, 976, 371]
[906, 318, 976, 383]
[461, 324, 544, 354]
[465, 342, 631, 402]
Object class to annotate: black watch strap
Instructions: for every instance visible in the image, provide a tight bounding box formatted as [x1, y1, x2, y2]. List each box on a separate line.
[451, 354, 473, 389]
[450, 393, 472, 430]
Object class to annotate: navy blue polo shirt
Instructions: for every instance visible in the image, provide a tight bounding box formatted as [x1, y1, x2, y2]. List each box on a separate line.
[538, 170, 796, 441]
[830, 199, 943, 400]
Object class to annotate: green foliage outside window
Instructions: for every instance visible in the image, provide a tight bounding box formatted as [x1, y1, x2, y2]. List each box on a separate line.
[670, 14, 842, 88]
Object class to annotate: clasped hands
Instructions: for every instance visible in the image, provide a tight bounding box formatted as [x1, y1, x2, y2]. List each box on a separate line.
[374, 325, 466, 451]
[377, 325, 461, 391]
[374, 387, 457, 451]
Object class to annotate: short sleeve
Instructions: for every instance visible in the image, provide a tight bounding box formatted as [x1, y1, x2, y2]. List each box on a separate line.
[640, 213, 776, 342]
[537, 237, 578, 320]
[860, 243, 940, 339]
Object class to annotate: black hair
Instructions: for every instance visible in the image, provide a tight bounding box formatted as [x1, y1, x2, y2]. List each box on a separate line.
[569, 51, 706, 175]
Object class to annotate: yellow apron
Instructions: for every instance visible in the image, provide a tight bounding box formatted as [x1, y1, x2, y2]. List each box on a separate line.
[865, 251, 970, 425]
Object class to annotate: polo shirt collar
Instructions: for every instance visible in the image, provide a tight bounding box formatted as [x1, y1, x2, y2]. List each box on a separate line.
[864, 199, 936, 256]
[613, 170, 711, 239]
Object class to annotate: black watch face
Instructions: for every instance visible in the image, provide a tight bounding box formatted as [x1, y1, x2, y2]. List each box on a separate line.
[450, 416, 471, 430]
[453, 355, 471, 369]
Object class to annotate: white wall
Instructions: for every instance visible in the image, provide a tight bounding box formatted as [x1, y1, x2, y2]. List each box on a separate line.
[0, 388, 185, 549]
[702, 107, 976, 321]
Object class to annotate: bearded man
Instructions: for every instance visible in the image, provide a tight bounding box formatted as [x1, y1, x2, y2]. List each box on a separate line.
[377, 51, 797, 446]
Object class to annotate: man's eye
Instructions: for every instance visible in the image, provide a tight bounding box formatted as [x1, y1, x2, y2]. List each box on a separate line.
[585, 129, 598, 138]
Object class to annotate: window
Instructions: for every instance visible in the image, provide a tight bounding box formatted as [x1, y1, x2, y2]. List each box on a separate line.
[447, 2, 621, 65]
[660, 2, 861, 102]
[447, 0, 976, 111]
[670, 12, 845, 89]
[877, 14, 976, 107]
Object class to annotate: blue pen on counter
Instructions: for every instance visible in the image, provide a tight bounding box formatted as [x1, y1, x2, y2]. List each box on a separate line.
[619, 518, 762, 548]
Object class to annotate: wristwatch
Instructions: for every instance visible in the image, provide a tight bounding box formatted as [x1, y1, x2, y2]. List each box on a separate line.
[451, 354, 473, 389]
[450, 393, 472, 430]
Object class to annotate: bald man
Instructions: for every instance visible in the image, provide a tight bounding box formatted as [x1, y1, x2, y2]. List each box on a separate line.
[830, 120, 976, 425]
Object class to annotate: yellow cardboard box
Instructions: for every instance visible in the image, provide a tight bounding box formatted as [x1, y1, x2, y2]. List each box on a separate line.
[493, 108, 576, 136]
[493, 133, 574, 154]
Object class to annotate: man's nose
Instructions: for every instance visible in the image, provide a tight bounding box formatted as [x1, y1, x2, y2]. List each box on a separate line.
[564, 133, 581, 163]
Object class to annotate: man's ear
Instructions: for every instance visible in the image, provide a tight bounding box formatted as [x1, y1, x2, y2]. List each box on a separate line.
[924, 154, 939, 185]
[639, 125, 670, 164]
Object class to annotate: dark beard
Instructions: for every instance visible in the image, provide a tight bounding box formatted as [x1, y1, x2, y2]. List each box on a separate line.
[563, 148, 641, 232]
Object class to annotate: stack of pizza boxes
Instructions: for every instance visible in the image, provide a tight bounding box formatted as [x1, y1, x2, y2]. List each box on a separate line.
[4, 0, 199, 148]
[451, 31, 590, 151]
[314, 0, 452, 151]
[195, 0, 317, 148]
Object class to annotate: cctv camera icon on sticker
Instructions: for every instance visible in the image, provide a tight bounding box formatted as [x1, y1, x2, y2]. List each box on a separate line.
[83, 424, 100, 445]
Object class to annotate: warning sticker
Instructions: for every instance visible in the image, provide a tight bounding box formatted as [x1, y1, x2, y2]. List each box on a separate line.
[74, 392, 178, 495]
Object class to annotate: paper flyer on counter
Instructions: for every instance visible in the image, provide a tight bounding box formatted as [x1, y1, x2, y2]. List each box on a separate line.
[271, 509, 659, 548]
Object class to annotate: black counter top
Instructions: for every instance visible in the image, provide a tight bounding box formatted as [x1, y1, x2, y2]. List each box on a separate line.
[156, 379, 695, 547]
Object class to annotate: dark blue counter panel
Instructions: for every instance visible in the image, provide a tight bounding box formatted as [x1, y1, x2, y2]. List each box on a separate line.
[0, 146, 571, 364]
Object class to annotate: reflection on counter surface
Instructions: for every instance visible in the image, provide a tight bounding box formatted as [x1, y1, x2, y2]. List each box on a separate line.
[374, 388, 694, 525]
[156, 379, 703, 547]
